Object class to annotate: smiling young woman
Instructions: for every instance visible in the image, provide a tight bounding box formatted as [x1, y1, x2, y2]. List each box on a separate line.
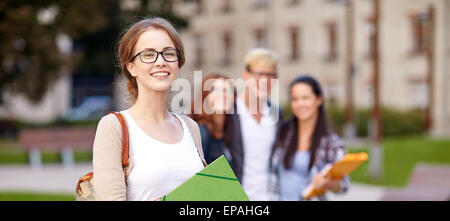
[269, 75, 349, 201]
[91, 17, 206, 201]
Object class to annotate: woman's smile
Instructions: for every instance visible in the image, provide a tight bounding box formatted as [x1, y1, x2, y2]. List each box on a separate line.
[150, 70, 170, 79]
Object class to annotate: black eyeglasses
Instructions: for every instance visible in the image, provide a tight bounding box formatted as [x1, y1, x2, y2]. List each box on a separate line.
[130, 48, 180, 63]
[247, 68, 278, 78]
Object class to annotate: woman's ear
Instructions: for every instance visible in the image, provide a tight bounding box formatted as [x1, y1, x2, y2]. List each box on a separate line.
[317, 96, 324, 107]
[126, 62, 137, 77]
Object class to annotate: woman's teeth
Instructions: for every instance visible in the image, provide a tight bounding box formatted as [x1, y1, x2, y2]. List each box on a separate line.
[152, 72, 169, 77]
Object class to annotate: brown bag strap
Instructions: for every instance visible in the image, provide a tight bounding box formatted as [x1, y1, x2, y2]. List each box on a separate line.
[109, 112, 129, 168]
[108, 112, 204, 169]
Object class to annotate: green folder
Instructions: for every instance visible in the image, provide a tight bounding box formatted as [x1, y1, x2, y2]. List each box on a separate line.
[160, 155, 249, 201]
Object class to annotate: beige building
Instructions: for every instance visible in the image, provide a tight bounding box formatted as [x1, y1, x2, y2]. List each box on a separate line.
[1, 0, 448, 137]
[172, 0, 450, 136]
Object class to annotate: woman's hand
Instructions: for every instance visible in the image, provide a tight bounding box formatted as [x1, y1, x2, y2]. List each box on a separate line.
[312, 172, 341, 192]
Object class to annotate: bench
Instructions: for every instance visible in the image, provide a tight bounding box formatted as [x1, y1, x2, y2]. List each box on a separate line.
[381, 163, 450, 201]
[19, 128, 96, 168]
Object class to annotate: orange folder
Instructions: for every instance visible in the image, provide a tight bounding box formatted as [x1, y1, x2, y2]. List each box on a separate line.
[301, 152, 369, 200]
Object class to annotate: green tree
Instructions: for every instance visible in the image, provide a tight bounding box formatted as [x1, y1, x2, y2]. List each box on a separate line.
[0, 0, 188, 104]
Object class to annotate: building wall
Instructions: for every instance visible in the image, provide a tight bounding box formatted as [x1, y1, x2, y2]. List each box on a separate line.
[174, 0, 449, 135]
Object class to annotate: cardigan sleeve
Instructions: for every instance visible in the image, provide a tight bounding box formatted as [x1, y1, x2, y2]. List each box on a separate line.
[309, 133, 350, 197]
[92, 114, 127, 201]
[327, 134, 350, 194]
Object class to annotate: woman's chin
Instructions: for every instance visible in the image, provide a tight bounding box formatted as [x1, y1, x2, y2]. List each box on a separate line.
[295, 113, 313, 122]
[146, 82, 173, 92]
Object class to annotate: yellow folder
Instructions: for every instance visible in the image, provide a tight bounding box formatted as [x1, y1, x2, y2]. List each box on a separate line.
[301, 152, 369, 200]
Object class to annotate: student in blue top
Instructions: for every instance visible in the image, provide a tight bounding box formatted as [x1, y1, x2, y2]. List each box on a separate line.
[269, 75, 349, 201]
[191, 73, 235, 164]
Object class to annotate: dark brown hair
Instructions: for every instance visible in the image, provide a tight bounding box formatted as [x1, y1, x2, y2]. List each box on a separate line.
[117, 17, 185, 103]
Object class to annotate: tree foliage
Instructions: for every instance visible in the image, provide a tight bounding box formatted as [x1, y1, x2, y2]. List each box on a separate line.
[0, 0, 188, 103]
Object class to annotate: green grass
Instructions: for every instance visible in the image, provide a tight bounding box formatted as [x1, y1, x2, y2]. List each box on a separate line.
[0, 139, 92, 164]
[1, 136, 450, 192]
[0, 192, 75, 201]
[348, 135, 450, 187]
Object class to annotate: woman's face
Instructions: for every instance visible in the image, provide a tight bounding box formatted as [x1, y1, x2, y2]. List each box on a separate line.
[126, 28, 179, 93]
[290, 83, 322, 122]
[206, 79, 234, 114]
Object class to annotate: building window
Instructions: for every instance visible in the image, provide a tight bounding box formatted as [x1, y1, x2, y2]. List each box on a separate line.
[222, 31, 233, 66]
[165, 0, 174, 12]
[325, 0, 346, 3]
[287, 0, 301, 7]
[195, 0, 204, 14]
[366, 84, 374, 107]
[289, 26, 301, 61]
[409, 81, 428, 109]
[409, 12, 430, 55]
[325, 83, 338, 105]
[325, 22, 338, 62]
[220, 0, 232, 13]
[252, 0, 268, 10]
[254, 28, 267, 48]
[194, 33, 204, 68]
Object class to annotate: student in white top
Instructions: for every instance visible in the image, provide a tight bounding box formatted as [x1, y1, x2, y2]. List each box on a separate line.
[122, 110, 203, 201]
[225, 48, 283, 201]
[92, 17, 204, 201]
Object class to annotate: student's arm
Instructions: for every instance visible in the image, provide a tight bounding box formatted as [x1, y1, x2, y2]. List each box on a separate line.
[92, 114, 127, 201]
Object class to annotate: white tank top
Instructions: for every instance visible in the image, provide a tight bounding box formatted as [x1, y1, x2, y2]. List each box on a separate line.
[121, 110, 204, 201]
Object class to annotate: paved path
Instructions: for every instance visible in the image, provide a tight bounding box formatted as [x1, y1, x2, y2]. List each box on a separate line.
[328, 183, 385, 201]
[0, 163, 386, 200]
[0, 163, 92, 195]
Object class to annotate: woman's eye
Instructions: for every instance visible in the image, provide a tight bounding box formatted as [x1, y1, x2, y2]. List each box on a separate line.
[143, 52, 156, 58]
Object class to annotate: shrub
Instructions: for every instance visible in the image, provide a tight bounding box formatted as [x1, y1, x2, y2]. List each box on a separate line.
[282, 104, 426, 138]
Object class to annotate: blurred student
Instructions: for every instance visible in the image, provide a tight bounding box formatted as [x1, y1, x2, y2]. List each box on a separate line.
[92, 17, 206, 201]
[225, 48, 284, 201]
[191, 74, 235, 164]
[269, 75, 349, 201]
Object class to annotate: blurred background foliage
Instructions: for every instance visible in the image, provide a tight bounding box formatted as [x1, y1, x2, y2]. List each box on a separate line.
[283, 104, 426, 138]
[0, 0, 188, 104]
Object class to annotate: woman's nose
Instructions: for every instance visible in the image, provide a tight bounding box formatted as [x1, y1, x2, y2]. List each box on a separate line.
[154, 53, 166, 66]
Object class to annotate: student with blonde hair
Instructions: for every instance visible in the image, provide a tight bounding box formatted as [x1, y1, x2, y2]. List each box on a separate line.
[225, 48, 283, 201]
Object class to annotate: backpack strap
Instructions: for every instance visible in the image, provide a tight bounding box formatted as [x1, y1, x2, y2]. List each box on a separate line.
[109, 112, 130, 169]
[181, 115, 208, 167]
[108, 112, 206, 170]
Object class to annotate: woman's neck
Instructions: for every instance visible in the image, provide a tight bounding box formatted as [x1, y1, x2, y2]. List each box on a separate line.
[129, 89, 170, 123]
[208, 114, 225, 139]
[212, 114, 225, 130]
[298, 113, 318, 138]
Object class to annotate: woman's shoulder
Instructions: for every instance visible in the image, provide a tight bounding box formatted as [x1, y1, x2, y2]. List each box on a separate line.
[92, 113, 124, 155]
[94, 113, 124, 140]
[178, 114, 199, 128]
[97, 113, 121, 129]
[197, 123, 210, 134]
[323, 130, 345, 150]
